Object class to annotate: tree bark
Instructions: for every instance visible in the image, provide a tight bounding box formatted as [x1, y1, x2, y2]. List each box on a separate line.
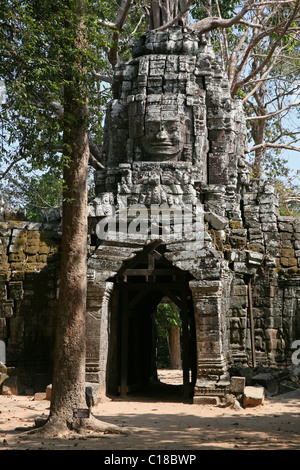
[29, 1, 126, 437]
[149, 0, 190, 29]
[43, 2, 90, 432]
[48, 79, 89, 429]
[169, 325, 182, 370]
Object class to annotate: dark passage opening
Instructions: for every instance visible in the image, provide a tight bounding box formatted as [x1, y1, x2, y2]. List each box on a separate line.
[108, 241, 196, 402]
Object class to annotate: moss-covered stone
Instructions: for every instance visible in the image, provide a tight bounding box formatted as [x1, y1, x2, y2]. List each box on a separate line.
[25, 245, 39, 255]
[229, 220, 243, 230]
[280, 247, 295, 258]
[8, 253, 26, 262]
[280, 257, 297, 268]
[247, 244, 264, 253]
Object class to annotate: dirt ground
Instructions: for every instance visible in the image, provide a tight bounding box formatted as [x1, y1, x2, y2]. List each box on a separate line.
[0, 370, 299, 452]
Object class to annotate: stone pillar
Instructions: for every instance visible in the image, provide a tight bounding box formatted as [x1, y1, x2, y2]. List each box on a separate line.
[190, 279, 230, 404]
[85, 277, 113, 397]
[0, 340, 6, 364]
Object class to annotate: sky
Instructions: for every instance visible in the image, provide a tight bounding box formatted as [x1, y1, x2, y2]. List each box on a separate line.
[281, 111, 300, 175]
[285, 150, 300, 173]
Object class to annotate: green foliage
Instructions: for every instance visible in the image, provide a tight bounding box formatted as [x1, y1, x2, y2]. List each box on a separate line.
[275, 175, 300, 216]
[156, 300, 181, 368]
[156, 300, 181, 339]
[191, 0, 241, 20]
[1, 166, 63, 220]
[247, 147, 300, 216]
[156, 300, 182, 368]
[0, 0, 148, 208]
[24, 172, 63, 221]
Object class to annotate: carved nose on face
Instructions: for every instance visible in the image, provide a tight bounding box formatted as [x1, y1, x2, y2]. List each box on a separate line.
[156, 128, 168, 140]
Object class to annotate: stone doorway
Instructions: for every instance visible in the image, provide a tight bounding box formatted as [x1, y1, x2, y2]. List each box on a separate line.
[108, 241, 197, 401]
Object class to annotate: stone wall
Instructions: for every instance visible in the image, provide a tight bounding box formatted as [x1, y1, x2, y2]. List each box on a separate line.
[0, 217, 61, 391]
[204, 178, 300, 368]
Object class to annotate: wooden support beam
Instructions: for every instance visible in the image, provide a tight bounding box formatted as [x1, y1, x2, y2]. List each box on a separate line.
[181, 288, 190, 399]
[164, 289, 183, 310]
[120, 287, 129, 397]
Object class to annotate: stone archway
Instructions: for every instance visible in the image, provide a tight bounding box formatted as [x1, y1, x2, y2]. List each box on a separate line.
[85, 236, 233, 404]
[108, 240, 196, 400]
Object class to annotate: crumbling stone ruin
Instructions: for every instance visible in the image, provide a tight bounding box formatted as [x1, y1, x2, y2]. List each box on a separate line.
[1, 27, 300, 404]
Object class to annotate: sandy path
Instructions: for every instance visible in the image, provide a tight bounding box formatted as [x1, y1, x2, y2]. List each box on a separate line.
[0, 371, 299, 451]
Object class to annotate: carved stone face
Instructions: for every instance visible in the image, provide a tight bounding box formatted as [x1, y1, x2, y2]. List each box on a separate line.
[141, 116, 185, 161]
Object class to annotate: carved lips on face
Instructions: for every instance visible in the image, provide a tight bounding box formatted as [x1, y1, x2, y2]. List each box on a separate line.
[141, 118, 185, 161]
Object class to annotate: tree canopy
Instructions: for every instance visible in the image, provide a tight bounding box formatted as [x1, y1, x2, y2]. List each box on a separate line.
[1, 0, 299, 214]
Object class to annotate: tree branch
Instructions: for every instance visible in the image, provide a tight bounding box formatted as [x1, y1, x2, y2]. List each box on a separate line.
[92, 72, 113, 84]
[247, 142, 300, 153]
[39, 99, 105, 170]
[231, 0, 300, 96]
[245, 100, 300, 121]
[0, 156, 25, 180]
[241, 47, 283, 104]
[187, 0, 256, 34]
[108, 0, 133, 68]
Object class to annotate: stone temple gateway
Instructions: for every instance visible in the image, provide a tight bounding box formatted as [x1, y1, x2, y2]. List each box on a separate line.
[1, 27, 300, 403]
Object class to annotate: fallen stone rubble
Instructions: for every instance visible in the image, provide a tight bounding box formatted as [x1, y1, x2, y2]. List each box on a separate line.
[229, 363, 300, 396]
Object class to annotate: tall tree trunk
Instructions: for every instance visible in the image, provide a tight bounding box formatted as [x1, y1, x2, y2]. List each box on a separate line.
[46, 1, 89, 431]
[49, 82, 89, 429]
[253, 122, 265, 178]
[33, 1, 125, 437]
[169, 325, 182, 370]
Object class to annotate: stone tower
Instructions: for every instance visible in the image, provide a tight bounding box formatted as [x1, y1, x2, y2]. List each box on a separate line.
[87, 27, 250, 403]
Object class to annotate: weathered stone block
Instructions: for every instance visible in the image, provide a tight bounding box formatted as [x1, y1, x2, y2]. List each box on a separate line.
[0, 300, 14, 318]
[229, 235, 247, 248]
[8, 253, 25, 262]
[230, 376, 245, 394]
[230, 295, 247, 309]
[280, 257, 297, 268]
[8, 281, 24, 300]
[278, 221, 293, 233]
[233, 284, 247, 296]
[194, 396, 221, 405]
[204, 212, 228, 230]
[46, 384, 52, 401]
[261, 222, 278, 232]
[243, 386, 264, 407]
[1, 375, 18, 395]
[247, 251, 264, 265]
[280, 247, 295, 258]
[25, 245, 39, 255]
[260, 213, 277, 223]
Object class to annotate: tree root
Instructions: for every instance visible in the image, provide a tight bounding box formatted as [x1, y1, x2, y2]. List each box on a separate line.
[74, 414, 131, 436]
[21, 413, 131, 439]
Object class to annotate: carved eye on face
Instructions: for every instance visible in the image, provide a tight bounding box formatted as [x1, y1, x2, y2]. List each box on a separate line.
[147, 124, 159, 134]
[164, 122, 180, 134]
[168, 125, 178, 133]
